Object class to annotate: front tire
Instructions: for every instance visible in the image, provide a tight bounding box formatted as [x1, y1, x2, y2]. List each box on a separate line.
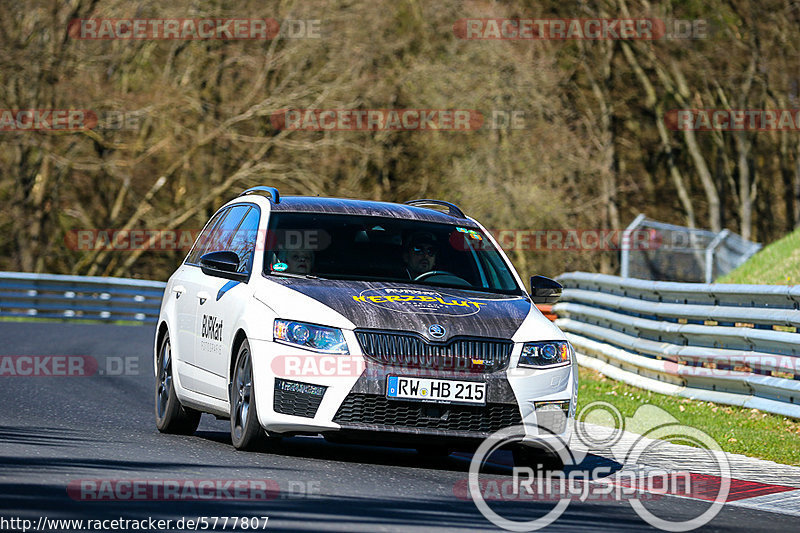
[155, 332, 201, 434]
[230, 338, 265, 450]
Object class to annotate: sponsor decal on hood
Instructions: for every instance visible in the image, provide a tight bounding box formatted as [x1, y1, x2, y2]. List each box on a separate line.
[266, 278, 531, 341]
[352, 287, 487, 315]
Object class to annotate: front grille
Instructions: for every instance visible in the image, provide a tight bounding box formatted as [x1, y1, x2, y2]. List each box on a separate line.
[355, 330, 512, 373]
[273, 378, 326, 418]
[333, 393, 521, 435]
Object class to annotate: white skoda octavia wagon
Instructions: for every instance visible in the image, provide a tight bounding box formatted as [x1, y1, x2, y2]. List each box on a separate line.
[154, 186, 576, 465]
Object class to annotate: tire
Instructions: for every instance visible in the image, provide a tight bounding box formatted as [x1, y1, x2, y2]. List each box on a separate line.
[155, 332, 201, 434]
[230, 338, 265, 450]
[512, 445, 565, 472]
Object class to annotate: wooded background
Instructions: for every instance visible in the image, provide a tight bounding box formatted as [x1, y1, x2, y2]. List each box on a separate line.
[2, 0, 799, 281]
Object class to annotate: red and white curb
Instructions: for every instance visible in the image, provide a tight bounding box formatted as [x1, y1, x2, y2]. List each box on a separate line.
[454, 421, 800, 516]
[606, 464, 800, 516]
[579, 421, 800, 516]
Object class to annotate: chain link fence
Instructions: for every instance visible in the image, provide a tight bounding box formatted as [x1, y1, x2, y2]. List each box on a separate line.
[620, 214, 762, 283]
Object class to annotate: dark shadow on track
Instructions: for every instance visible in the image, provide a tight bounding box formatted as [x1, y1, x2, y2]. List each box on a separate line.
[0, 482, 657, 532]
[192, 430, 624, 479]
[0, 426, 95, 447]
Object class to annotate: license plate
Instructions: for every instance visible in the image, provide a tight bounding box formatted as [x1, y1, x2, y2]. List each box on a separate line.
[386, 376, 486, 405]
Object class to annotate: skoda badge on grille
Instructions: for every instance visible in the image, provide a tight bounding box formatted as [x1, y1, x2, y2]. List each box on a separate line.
[428, 324, 446, 339]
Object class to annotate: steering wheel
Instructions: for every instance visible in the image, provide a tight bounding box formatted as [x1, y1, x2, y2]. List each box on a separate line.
[414, 270, 459, 282]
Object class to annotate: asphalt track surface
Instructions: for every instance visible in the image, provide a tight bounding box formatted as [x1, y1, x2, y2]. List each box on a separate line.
[0, 322, 797, 532]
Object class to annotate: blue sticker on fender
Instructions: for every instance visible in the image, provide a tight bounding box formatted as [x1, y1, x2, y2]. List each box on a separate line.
[216, 280, 240, 301]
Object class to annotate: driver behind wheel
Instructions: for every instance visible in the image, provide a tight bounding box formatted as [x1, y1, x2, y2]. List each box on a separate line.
[402, 231, 438, 279]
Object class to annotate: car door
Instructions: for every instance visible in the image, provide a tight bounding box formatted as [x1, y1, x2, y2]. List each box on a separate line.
[193, 204, 259, 400]
[171, 207, 230, 389]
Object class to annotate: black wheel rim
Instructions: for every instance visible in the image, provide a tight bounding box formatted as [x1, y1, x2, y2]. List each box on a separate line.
[232, 347, 252, 441]
[157, 339, 172, 419]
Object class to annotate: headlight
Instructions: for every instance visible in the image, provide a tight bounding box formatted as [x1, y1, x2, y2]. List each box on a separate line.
[518, 341, 572, 368]
[273, 319, 348, 354]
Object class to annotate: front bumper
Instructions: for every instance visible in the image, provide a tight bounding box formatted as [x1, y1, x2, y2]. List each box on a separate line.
[249, 334, 576, 447]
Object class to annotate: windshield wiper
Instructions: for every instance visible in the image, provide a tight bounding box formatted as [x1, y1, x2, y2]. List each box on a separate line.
[267, 271, 325, 280]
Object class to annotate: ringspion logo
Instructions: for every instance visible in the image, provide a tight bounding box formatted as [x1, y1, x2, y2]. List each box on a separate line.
[467, 402, 730, 531]
[453, 473, 676, 502]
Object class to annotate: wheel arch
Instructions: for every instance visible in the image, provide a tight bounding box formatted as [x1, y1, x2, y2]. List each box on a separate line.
[230, 328, 248, 384]
[155, 320, 170, 375]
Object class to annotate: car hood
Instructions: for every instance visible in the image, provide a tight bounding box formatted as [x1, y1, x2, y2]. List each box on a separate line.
[264, 277, 533, 341]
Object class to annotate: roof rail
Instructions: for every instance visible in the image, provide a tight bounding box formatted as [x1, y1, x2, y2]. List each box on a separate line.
[404, 199, 466, 219]
[239, 186, 280, 203]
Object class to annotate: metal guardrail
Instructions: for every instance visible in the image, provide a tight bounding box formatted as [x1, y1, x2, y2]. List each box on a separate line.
[0, 272, 165, 323]
[3, 270, 798, 418]
[555, 272, 800, 419]
[0, 273, 566, 325]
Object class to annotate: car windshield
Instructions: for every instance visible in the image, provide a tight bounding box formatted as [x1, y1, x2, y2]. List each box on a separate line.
[263, 212, 524, 295]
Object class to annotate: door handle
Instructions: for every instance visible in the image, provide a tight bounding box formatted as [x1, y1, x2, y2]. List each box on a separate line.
[197, 291, 211, 305]
[173, 285, 185, 299]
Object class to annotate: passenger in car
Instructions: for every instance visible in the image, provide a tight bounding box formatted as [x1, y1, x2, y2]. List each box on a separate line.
[269, 249, 315, 274]
[285, 249, 314, 274]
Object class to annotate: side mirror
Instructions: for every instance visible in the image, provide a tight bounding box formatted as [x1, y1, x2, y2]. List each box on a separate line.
[200, 251, 248, 282]
[530, 275, 562, 304]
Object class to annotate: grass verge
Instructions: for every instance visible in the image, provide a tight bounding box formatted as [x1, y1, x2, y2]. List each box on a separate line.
[577, 366, 800, 466]
[717, 226, 800, 284]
